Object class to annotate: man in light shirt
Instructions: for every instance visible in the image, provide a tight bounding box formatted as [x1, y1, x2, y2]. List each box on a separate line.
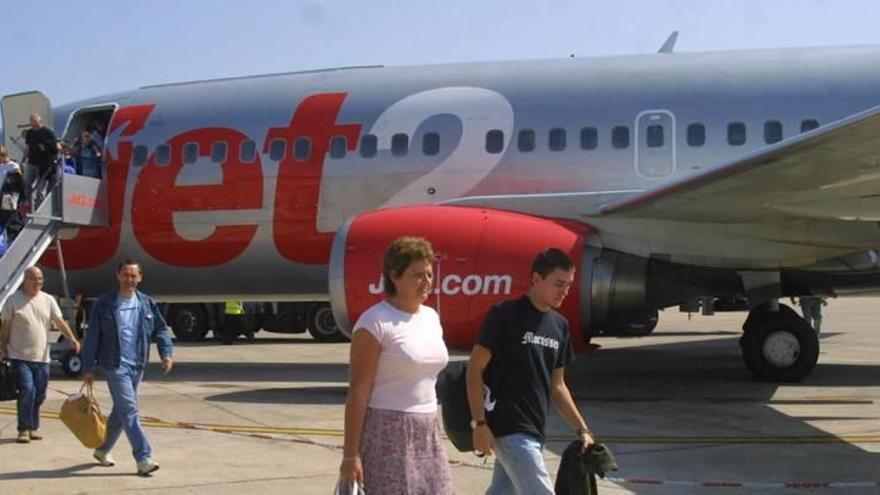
[0, 266, 80, 443]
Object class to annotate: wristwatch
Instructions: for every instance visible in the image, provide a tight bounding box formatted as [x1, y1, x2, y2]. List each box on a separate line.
[470, 419, 487, 430]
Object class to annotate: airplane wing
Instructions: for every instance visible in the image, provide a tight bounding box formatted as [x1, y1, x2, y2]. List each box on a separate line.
[594, 104, 880, 223]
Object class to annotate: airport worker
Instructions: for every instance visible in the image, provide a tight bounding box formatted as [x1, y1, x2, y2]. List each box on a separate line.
[0, 266, 80, 443]
[340, 236, 453, 494]
[81, 259, 174, 476]
[218, 300, 244, 344]
[467, 248, 595, 495]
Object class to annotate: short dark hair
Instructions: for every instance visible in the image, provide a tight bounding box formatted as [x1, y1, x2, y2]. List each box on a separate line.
[117, 258, 143, 274]
[382, 237, 435, 296]
[531, 248, 574, 278]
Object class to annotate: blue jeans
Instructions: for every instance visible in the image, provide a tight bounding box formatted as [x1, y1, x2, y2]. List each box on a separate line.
[99, 363, 152, 461]
[12, 360, 49, 432]
[486, 432, 554, 495]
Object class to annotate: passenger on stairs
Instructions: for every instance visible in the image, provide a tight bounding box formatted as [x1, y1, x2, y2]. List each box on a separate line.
[0, 146, 21, 185]
[0, 166, 25, 243]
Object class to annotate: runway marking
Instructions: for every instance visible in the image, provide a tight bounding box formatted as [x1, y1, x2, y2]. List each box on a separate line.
[2, 406, 879, 444]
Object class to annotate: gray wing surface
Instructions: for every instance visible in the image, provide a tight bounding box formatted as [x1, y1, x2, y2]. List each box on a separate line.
[595, 104, 880, 223]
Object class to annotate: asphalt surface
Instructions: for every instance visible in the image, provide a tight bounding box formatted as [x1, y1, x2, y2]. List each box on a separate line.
[0, 298, 878, 494]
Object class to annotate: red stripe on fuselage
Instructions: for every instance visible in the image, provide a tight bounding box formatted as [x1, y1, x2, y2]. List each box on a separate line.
[265, 93, 361, 265]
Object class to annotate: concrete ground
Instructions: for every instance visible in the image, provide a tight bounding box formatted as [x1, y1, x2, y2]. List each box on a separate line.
[0, 298, 878, 494]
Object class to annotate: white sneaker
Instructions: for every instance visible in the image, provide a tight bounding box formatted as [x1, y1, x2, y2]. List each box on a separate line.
[136, 458, 160, 476]
[93, 449, 116, 467]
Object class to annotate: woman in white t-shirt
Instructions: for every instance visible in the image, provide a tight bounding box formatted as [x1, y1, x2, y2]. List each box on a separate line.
[340, 236, 453, 494]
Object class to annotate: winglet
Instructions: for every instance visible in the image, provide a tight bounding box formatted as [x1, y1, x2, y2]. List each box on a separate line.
[658, 31, 678, 54]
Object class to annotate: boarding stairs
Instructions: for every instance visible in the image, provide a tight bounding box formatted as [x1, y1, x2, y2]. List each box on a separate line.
[0, 174, 108, 314]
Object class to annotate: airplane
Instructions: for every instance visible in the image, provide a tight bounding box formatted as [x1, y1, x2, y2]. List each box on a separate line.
[4, 42, 880, 382]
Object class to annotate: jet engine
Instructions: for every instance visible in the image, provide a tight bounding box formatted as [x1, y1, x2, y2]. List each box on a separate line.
[328, 206, 594, 350]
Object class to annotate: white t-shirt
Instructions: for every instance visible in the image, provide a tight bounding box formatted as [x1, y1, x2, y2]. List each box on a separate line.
[2, 291, 62, 363]
[353, 301, 449, 413]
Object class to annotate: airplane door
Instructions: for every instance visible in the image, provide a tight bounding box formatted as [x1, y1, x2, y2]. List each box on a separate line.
[1, 91, 52, 162]
[634, 110, 676, 178]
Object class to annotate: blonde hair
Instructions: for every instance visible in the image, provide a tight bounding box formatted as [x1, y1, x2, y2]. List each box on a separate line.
[0, 145, 7, 158]
[382, 236, 435, 296]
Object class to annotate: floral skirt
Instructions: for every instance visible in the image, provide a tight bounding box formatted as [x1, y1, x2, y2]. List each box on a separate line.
[360, 407, 454, 494]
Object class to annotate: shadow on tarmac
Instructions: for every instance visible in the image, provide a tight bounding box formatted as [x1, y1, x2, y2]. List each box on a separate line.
[172, 336, 322, 347]
[150, 362, 350, 383]
[0, 463, 133, 480]
[205, 385, 348, 405]
[546, 332, 880, 483]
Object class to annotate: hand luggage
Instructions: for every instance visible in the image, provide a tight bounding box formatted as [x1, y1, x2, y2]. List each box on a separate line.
[0, 360, 18, 401]
[59, 383, 107, 448]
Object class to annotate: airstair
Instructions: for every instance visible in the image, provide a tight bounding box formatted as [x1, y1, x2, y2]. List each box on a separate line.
[0, 174, 108, 311]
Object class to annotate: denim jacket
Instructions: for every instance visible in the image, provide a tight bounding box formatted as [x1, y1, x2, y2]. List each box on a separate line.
[82, 290, 174, 373]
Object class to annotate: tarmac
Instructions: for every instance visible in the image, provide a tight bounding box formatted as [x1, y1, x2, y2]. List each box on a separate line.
[0, 297, 878, 494]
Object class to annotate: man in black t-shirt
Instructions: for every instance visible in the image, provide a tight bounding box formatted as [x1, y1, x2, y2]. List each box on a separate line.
[23, 114, 59, 202]
[467, 248, 594, 495]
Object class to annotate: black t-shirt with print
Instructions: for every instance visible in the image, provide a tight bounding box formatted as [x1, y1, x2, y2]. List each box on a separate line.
[476, 295, 574, 442]
[24, 127, 58, 169]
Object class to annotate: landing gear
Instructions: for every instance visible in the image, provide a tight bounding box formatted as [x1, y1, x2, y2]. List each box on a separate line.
[739, 303, 819, 382]
[612, 309, 659, 337]
[168, 304, 209, 342]
[307, 303, 349, 342]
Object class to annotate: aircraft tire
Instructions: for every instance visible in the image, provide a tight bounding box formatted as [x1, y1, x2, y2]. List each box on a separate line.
[61, 351, 83, 378]
[168, 304, 209, 342]
[742, 303, 799, 333]
[307, 304, 349, 343]
[739, 312, 819, 382]
[616, 309, 659, 337]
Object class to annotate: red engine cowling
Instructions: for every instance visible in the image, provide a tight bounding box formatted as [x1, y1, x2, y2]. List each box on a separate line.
[329, 206, 594, 350]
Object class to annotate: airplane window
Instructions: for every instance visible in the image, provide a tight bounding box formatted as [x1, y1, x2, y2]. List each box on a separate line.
[579, 127, 597, 150]
[727, 122, 746, 146]
[360, 134, 377, 158]
[517, 129, 535, 152]
[801, 119, 820, 133]
[391, 133, 409, 157]
[549, 128, 566, 151]
[211, 141, 228, 163]
[764, 121, 783, 144]
[423, 132, 440, 156]
[132, 145, 148, 167]
[485, 130, 504, 154]
[330, 136, 347, 159]
[646, 125, 664, 148]
[183, 142, 199, 164]
[240, 140, 257, 162]
[687, 123, 705, 147]
[294, 137, 311, 161]
[155, 144, 171, 166]
[269, 139, 286, 161]
[612, 126, 630, 149]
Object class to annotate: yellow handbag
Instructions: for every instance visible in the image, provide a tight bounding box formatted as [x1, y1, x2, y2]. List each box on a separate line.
[59, 383, 107, 449]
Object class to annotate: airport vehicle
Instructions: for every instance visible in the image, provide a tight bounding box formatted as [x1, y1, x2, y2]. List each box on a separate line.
[4, 42, 880, 381]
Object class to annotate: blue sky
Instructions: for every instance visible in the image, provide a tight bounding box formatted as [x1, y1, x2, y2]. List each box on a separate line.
[4, 1, 880, 105]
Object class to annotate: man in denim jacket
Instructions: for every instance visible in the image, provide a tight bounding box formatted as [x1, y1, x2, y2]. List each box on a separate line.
[81, 259, 174, 476]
